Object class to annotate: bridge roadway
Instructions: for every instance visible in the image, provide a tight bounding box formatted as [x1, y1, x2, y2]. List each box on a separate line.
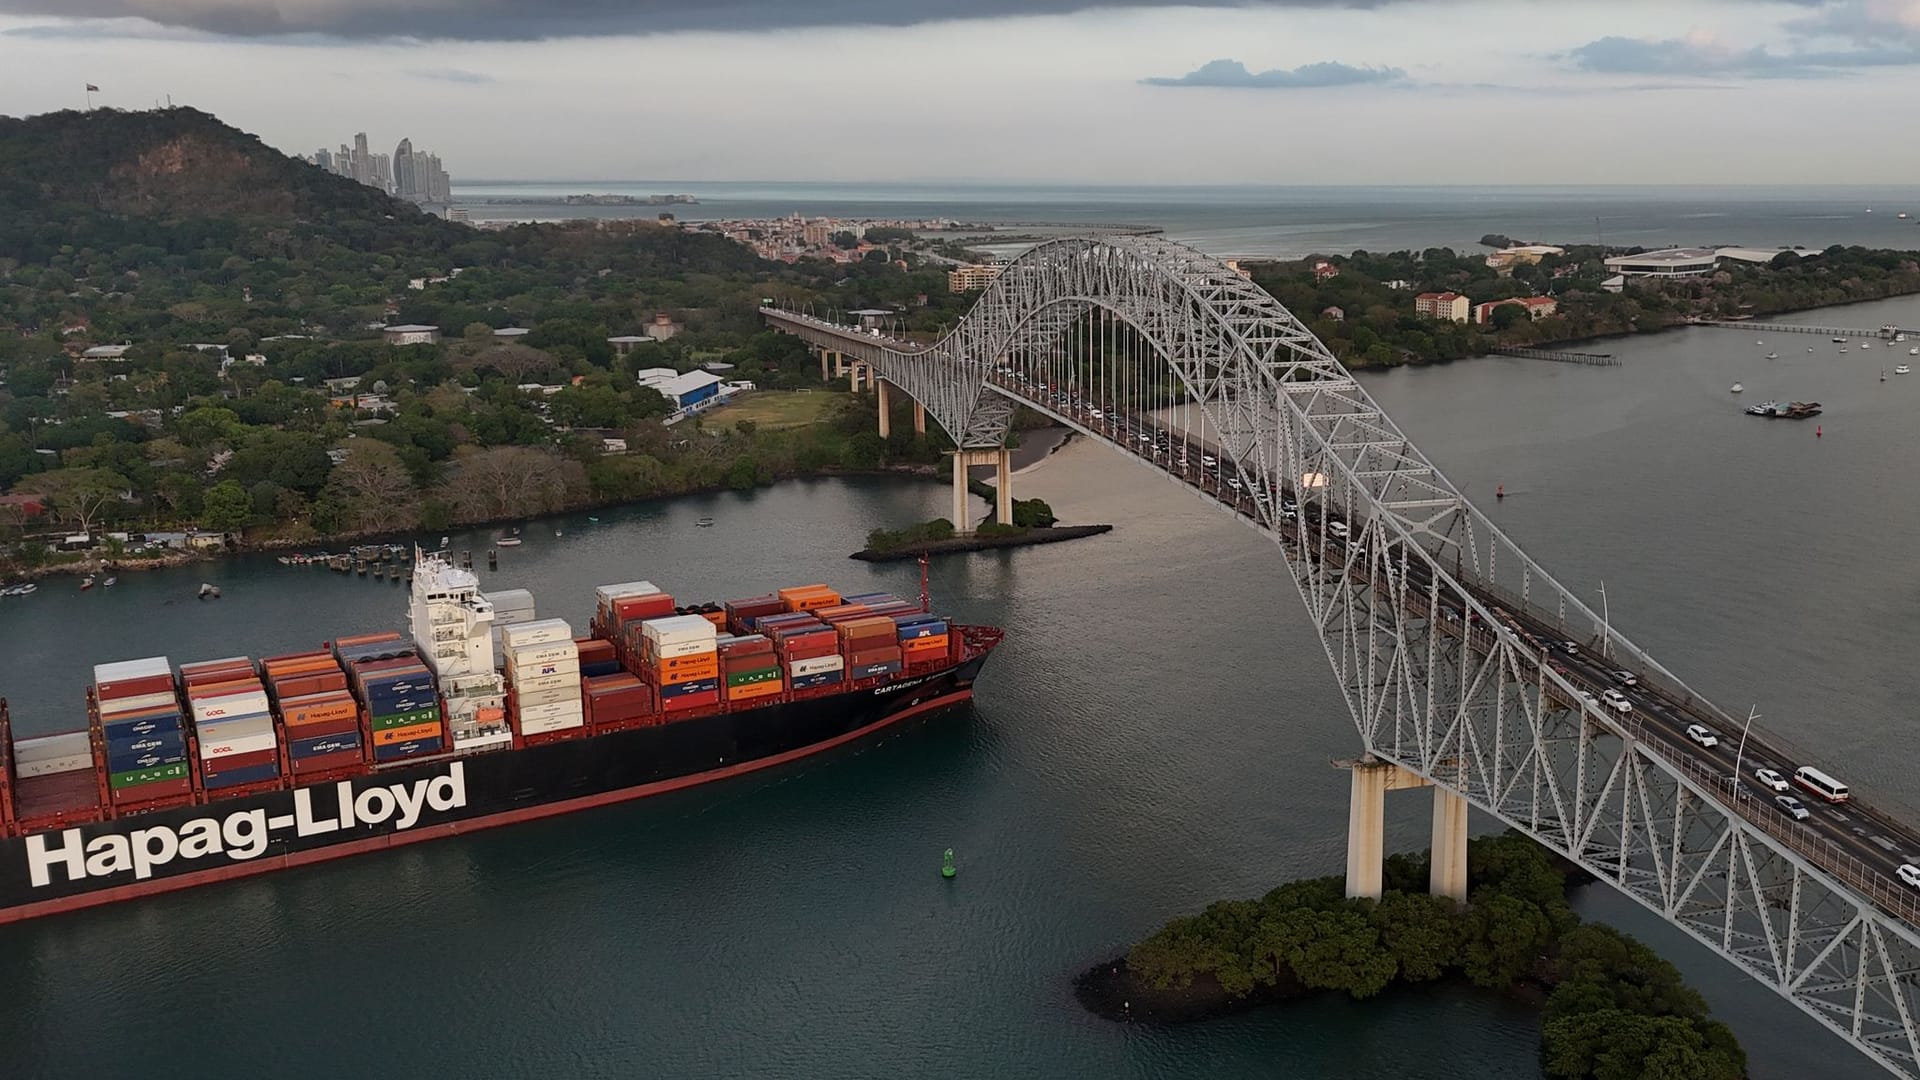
[977, 366, 1920, 926]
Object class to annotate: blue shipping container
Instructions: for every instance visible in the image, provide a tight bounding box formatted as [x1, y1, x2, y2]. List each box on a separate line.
[363, 692, 437, 715]
[102, 712, 183, 741]
[290, 731, 362, 758]
[202, 761, 282, 789]
[107, 747, 188, 774]
[373, 738, 443, 762]
[105, 727, 186, 759]
[852, 660, 904, 680]
[790, 670, 845, 690]
[659, 677, 721, 699]
[895, 622, 947, 641]
[582, 659, 622, 678]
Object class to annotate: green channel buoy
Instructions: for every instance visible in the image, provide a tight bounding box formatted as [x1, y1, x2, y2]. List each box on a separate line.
[941, 848, 956, 879]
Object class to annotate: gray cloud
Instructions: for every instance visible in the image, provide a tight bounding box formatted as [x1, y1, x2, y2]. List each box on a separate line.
[1787, 0, 1920, 46]
[0, 0, 1404, 40]
[407, 68, 495, 84]
[1144, 58, 1407, 88]
[1565, 34, 1920, 79]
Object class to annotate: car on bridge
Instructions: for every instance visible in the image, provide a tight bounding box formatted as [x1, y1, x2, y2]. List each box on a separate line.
[1898, 864, 1920, 889]
[1754, 768, 1790, 792]
[1328, 520, 1350, 539]
[1684, 722, 1717, 746]
[1603, 689, 1635, 715]
[1776, 794, 1812, 821]
[1575, 688, 1600, 709]
[1610, 669, 1638, 687]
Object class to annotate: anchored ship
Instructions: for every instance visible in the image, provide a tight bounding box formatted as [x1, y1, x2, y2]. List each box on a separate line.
[0, 552, 1000, 922]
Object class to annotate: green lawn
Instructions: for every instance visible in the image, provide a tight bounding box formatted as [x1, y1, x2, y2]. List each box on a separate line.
[719, 390, 840, 429]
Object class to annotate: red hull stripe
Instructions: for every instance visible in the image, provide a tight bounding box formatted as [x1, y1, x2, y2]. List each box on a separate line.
[0, 687, 974, 925]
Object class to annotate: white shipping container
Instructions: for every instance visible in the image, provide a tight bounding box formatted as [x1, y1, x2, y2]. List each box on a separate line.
[196, 714, 276, 741]
[516, 699, 584, 726]
[507, 656, 581, 681]
[483, 588, 536, 613]
[790, 655, 845, 677]
[200, 730, 279, 759]
[451, 729, 517, 752]
[14, 731, 93, 762]
[594, 581, 660, 608]
[500, 618, 574, 649]
[650, 639, 715, 661]
[640, 614, 718, 644]
[514, 684, 579, 709]
[513, 670, 580, 695]
[99, 691, 180, 716]
[495, 609, 537, 625]
[518, 713, 585, 736]
[93, 656, 172, 686]
[191, 690, 272, 722]
[15, 753, 96, 778]
[505, 641, 578, 668]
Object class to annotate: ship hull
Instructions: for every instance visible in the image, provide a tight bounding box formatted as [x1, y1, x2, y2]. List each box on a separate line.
[0, 655, 987, 923]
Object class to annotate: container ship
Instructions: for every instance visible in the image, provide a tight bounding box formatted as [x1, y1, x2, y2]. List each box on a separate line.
[0, 552, 1001, 923]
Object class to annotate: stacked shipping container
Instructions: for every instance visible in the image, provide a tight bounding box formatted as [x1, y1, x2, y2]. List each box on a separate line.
[502, 619, 584, 737]
[180, 657, 282, 792]
[94, 657, 192, 807]
[334, 633, 446, 763]
[263, 651, 364, 776]
[638, 615, 721, 713]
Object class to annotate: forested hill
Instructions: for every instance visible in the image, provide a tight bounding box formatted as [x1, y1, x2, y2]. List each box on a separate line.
[0, 107, 476, 259]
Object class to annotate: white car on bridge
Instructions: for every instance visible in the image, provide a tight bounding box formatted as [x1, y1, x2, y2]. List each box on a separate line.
[1898, 864, 1920, 889]
[1683, 722, 1717, 746]
[1754, 768, 1789, 792]
[1602, 689, 1634, 714]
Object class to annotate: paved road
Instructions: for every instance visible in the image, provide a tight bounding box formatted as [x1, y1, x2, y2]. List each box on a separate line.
[984, 368, 1920, 923]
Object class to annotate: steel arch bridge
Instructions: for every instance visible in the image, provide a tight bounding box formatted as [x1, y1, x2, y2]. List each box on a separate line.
[766, 235, 1920, 1076]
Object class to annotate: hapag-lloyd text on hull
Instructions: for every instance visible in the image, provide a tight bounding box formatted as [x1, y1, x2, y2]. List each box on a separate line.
[24, 763, 468, 888]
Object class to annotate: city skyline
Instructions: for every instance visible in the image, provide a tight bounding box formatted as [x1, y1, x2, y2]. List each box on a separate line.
[2, 1, 1920, 183]
[311, 130, 453, 203]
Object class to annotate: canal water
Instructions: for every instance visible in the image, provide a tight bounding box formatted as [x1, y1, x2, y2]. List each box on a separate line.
[3, 294, 1919, 1078]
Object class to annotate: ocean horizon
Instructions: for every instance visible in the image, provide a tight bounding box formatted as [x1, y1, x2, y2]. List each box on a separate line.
[447, 180, 1920, 259]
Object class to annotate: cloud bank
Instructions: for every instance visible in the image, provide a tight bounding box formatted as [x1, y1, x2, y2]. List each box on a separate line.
[1565, 33, 1920, 78]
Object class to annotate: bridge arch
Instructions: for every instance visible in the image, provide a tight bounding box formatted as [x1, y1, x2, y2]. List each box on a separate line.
[766, 236, 1920, 1077]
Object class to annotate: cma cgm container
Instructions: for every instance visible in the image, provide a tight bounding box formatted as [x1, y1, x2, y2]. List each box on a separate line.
[0, 555, 1000, 924]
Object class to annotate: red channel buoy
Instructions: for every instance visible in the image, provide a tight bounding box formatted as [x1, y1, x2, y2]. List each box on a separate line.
[1496, 484, 1505, 500]
[1816, 426, 1823, 438]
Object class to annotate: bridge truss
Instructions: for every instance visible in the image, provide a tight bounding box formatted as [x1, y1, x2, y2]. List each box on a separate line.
[765, 235, 1920, 1076]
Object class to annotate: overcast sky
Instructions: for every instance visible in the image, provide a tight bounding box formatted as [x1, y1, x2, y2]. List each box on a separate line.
[2, 0, 1918, 183]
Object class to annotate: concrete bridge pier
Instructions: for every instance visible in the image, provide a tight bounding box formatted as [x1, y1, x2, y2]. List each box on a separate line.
[848, 361, 871, 393]
[1429, 786, 1469, 903]
[876, 379, 892, 438]
[819, 348, 830, 382]
[951, 449, 1011, 533]
[913, 400, 926, 435]
[1341, 757, 1443, 901]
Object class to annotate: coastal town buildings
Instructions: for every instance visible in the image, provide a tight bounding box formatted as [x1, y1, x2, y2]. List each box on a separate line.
[1472, 297, 1558, 324]
[948, 264, 1004, 292]
[1413, 291, 1471, 323]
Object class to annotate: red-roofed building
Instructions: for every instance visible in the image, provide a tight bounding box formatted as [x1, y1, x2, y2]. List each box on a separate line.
[1413, 291, 1471, 323]
[1312, 260, 1340, 281]
[1472, 296, 1560, 325]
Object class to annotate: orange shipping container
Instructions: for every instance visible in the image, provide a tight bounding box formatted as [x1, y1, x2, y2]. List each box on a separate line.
[727, 680, 783, 703]
[903, 635, 950, 655]
[373, 720, 445, 746]
[280, 693, 360, 727]
[657, 659, 720, 686]
[264, 656, 340, 676]
[651, 650, 719, 675]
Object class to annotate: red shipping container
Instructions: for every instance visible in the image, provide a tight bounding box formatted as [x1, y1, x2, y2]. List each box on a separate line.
[661, 689, 719, 712]
[850, 647, 903, 666]
[334, 631, 403, 648]
[96, 673, 177, 701]
[201, 747, 280, 775]
[291, 748, 366, 775]
[283, 713, 361, 740]
[111, 777, 194, 803]
[274, 672, 348, 698]
[613, 594, 677, 621]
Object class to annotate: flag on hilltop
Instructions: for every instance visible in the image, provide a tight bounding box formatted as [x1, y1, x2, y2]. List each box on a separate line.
[85, 83, 99, 92]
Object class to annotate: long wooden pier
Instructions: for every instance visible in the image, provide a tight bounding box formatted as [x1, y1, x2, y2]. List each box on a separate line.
[1492, 345, 1619, 367]
[1694, 319, 1918, 340]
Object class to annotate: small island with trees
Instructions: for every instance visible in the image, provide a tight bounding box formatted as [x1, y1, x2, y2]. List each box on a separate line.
[1079, 833, 1747, 1080]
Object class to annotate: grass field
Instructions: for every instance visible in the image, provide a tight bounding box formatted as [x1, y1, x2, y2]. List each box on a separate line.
[718, 390, 839, 429]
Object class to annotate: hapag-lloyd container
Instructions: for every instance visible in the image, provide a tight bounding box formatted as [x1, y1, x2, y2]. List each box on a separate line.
[373, 721, 444, 747]
[790, 655, 845, 678]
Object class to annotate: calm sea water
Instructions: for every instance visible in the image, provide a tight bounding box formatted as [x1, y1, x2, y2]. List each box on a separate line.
[5, 290, 1920, 1077]
[449, 181, 1920, 259]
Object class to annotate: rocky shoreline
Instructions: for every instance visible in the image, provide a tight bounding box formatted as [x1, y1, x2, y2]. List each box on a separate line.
[851, 524, 1113, 561]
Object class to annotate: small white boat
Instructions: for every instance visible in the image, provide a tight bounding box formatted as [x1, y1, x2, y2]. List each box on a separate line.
[1756, 339, 1764, 345]
[1730, 382, 1744, 393]
[1862, 341, 1873, 349]
[1765, 352, 1778, 359]
[79, 576, 95, 591]
[102, 576, 117, 587]
[495, 537, 522, 547]
[1909, 346, 1918, 356]
[1898, 365, 1913, 375]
